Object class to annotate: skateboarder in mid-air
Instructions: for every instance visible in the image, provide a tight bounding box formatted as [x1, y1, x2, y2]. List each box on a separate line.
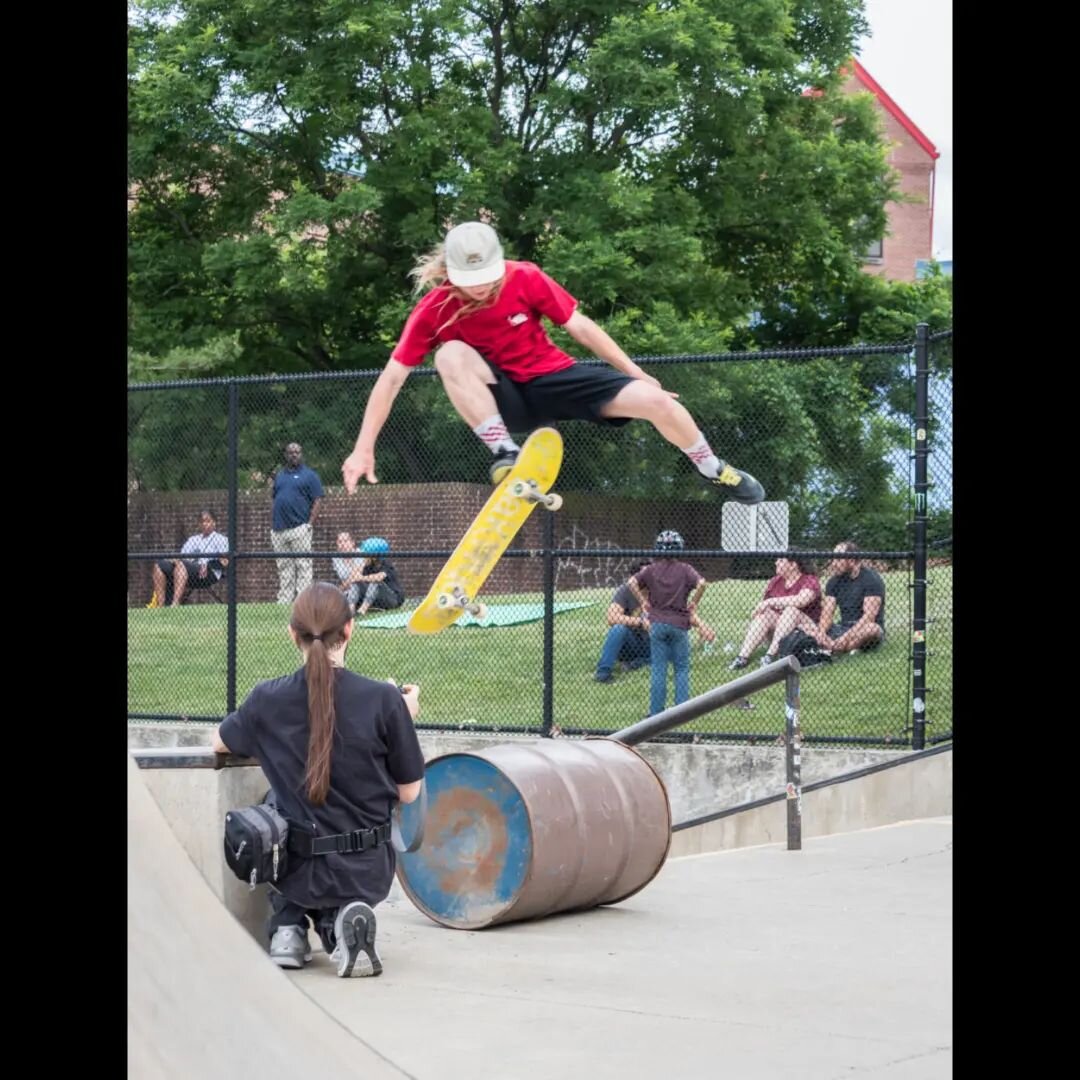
[341, 221, 765, 504]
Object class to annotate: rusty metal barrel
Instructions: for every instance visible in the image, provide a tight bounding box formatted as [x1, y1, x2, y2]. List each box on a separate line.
[396, 739, 671, 930]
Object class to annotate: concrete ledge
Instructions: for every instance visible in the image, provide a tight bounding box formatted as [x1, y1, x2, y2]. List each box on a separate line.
[669, 746, 952, 858]
[138, 763, 272, 943]
[129, 723, 908, 821]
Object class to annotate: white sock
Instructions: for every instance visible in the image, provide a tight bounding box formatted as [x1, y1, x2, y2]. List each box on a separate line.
[681, 435, 721, 478]
[472, 415, 520, 455]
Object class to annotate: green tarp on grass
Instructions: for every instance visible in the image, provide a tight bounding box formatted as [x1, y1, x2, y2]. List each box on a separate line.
[356, 601, 595, 629]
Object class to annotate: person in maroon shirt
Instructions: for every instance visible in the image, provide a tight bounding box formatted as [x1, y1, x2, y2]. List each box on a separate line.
[341, 222, 764, 504]
[728, 555, 822, 669]
[629, 531, 710, 716]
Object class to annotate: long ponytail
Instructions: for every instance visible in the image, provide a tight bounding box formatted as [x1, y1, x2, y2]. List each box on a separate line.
[289, 582, 352, 804]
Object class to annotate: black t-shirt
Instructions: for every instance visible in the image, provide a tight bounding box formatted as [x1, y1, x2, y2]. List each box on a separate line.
[371, 558, 405, 604]
[825, 566, 886, 628]
[219, 668, 425, 910]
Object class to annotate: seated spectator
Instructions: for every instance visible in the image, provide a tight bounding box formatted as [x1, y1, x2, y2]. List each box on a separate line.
[332, 531, 367, 612]
[594, 563, 652, 683]
[729, 554, 822, 670]
[765, 541, 886, 658]
[152, 510, 229, 607]
[348, 537, 406, 618]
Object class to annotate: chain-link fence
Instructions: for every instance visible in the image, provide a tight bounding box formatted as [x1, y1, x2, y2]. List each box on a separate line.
[128, 327, 953, 747]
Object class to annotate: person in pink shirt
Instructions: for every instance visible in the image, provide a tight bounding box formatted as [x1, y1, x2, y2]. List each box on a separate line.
[341, 222, 763, 504]
[728, 555, 822, 670]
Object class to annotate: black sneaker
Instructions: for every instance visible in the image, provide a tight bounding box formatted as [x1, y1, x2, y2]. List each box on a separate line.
[759, 653, 777, 667]
[594, 672, 614, 683]
[705, 463, 765, 504]
[728, 656, 750, 671]
[490, 449, 519, 484]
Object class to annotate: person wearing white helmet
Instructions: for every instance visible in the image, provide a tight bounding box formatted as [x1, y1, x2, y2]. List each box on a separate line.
[342, 222, 764, 503]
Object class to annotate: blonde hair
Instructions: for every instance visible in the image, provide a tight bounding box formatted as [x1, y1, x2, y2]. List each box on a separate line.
[408, 240, 506, 333]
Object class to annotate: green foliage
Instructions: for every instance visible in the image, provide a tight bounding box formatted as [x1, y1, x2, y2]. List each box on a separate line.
[127, 566, 954, 739]
[128, 0, 952, 546]
[129, 0, 920, 370]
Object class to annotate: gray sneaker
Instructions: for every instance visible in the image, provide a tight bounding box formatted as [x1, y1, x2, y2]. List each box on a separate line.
[269, 925, 312, 969]
[332, 901, 382, 978]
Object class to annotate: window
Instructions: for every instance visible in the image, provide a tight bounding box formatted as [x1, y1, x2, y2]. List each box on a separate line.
[864, 238, 884, 261]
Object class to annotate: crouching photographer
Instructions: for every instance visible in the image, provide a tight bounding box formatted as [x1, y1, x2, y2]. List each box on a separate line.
[212, 581, 425, 978]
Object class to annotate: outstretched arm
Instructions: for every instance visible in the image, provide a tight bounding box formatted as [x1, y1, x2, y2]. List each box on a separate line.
[343, 359, 413, 491]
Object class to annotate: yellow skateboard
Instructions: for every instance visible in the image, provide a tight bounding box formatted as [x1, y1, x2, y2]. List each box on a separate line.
[408, 427, 564, 635]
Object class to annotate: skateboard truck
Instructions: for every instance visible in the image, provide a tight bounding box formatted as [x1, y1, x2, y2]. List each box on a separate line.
[436, 585, 488, 621]
[510, 478, 563, 511]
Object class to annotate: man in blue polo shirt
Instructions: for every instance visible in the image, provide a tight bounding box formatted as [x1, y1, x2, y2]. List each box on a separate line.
[271, 441, 324, 604]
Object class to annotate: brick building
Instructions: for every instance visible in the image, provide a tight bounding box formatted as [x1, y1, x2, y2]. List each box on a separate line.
[841, 59, 940, 283]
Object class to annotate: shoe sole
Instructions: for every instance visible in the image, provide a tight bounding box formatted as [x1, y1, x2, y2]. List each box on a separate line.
[491, 464, 515, 484]
[334, 901, 382, 978]
[270, 951, 312, 969]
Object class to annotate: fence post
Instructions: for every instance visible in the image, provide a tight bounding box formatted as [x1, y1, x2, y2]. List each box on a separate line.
[541, 510, 555, 736]
[784, 670, 802, 851]
[226, 382, 239, 715]
[912, 323, 930, 750]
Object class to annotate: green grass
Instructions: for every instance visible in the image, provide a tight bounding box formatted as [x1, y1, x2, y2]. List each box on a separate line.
[128, 567, 953, 743]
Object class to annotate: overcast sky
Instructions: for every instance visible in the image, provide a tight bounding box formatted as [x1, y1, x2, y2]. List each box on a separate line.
[855, 0, 952, 261]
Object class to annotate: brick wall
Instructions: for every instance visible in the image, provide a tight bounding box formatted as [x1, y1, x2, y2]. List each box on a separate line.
[127, 487, 730, 607]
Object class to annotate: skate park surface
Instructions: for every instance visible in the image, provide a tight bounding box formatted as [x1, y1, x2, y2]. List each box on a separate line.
[129, 751, 952, 1079]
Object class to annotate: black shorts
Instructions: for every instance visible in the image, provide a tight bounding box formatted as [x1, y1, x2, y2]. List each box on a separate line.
[487, 361, 636, 433]
[156, 558, 219, 589]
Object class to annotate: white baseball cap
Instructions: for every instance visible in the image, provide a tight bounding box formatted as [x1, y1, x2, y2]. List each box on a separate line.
[444, 222, 506, 287]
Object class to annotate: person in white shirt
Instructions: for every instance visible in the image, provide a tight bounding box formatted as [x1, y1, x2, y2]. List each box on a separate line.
[332, 530, 367, 613]
[152, 509, 230, 607]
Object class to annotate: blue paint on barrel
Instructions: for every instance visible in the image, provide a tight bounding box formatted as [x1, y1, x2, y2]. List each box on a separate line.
[398, 755, 532, 928]
[396, 741, 672, 930]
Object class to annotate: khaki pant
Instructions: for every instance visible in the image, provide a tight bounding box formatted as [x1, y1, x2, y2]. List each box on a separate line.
[271, 522, 313, 604]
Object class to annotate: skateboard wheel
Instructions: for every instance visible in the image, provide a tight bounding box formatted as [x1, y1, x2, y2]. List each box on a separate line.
[511, 480, 528, 498]
[436, 592, 455, 609]
[544, 493, 563, 511]
[469, 603, 488, 620]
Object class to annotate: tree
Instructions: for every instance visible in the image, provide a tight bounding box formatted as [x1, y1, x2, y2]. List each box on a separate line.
[129, 0, 898, 371]
[128, 0, 952, 547]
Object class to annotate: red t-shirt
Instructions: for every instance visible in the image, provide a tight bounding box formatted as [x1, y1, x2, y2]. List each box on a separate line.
[763, 573, 822, 624]
[391, 261, 578, 382]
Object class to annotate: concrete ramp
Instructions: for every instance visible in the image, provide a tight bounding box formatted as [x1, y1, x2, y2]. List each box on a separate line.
[127, 755, 409, 1079]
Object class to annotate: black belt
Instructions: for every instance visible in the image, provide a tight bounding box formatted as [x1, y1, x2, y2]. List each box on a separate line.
[287, 822, 392, 857]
